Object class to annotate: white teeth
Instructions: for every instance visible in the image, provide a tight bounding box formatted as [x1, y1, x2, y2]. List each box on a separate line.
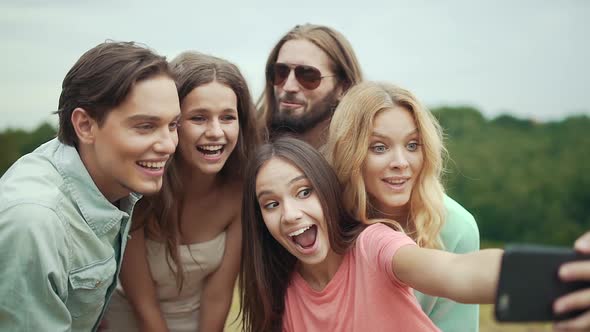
[289, 226, 311, 237]
[137, 161, 166, 169]
[385, 179, 407, 185]
[199, 145, 223, 151]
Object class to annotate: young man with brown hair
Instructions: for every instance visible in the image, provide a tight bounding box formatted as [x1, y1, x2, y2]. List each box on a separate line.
[0, 41, 181, 331]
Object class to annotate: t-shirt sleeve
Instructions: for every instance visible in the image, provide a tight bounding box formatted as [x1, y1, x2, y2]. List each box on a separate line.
[356, 223, 416, 285]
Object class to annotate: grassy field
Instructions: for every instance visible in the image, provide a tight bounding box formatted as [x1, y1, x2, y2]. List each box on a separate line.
[224, 289, 552, 332]
[224, 287, 242, 332]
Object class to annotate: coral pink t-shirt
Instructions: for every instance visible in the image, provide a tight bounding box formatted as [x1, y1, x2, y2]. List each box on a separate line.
[282, 223, 440, 332]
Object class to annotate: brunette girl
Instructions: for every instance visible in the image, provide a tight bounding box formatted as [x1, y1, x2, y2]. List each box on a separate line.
[105, 51, 259, 331]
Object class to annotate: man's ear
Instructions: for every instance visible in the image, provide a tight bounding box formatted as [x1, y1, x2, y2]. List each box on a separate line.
[71, 107, 97, 145]
[336, 80, 350, 101]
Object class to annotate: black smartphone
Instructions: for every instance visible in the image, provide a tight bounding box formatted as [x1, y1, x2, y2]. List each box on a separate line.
[495, 244, 590, 322]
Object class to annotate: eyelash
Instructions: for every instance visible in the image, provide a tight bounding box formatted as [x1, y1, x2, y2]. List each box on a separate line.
[190, 115, 237, 122]
[136, 121, 180, 132]
[297, 188, 312, 198]
[407, 142, 421, 151]
[260, 187, 313, 210]
[370, 144, 388, 153]
[263, 201, 278, 209]
[369, 141, 422, 153]
[169, 120, 180, 130]
[136, 123, 155, 131]
[222, 115, 237, 121]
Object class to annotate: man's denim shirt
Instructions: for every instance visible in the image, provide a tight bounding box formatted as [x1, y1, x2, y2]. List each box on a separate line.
[0, 138, 140, 331]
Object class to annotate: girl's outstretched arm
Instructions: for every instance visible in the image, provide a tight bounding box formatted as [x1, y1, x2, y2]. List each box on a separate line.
[393, 246, 503, 304]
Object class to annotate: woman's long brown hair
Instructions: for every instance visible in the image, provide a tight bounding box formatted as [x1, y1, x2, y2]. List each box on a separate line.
[239, 137, 365, 331]
[133, 51, 260, 291]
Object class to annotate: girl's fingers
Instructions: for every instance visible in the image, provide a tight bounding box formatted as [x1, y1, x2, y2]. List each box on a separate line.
[553, 309, 590, 331]
[554, 288, 590, 314]
[560, 261, 590, 282]
[574, 232, 590, 254]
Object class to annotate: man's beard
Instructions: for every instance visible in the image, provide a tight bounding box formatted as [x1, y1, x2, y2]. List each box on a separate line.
[270, 89, 340, 136]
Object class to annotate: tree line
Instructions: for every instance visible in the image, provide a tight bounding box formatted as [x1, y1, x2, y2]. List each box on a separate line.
[434, 107, 590, 245]
[1, 107, 588, 245]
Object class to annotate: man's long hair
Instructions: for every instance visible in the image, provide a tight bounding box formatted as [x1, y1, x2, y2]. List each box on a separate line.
[257, 24, 363, 141]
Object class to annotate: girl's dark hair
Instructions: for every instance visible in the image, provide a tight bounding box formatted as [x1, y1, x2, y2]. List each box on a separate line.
[133, 51, 260, 290]
[239, 136, 365, 332]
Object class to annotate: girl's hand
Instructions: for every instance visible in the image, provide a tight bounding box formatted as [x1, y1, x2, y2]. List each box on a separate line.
[553, 232, 590, 331]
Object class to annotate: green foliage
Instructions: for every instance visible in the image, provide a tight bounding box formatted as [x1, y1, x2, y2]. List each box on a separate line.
[433, 107, 590, 245]
[0, 123, 56, 175]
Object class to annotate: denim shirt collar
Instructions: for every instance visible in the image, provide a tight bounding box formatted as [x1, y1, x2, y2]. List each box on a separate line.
[51, 139, 141, 236]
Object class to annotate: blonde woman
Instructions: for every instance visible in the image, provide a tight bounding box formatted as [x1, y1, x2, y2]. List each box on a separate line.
[324, 81, 480, 332]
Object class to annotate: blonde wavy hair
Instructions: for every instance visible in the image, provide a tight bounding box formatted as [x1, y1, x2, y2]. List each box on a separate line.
[324, 81, 446, 249]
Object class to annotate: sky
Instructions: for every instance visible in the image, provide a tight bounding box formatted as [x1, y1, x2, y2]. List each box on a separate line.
[1, 0, 589, 130]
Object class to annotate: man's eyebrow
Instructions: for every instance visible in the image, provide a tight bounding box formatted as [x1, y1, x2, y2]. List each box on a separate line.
[126, 114, 181, 123]
[125, 114, 161, 122]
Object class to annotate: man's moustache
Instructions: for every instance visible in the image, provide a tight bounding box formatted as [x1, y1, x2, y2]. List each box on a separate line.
[279, 95, 305, 105]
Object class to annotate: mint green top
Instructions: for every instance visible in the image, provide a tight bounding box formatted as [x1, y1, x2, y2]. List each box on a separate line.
[0, 138, 139, 332]
[414, 195, 481, 332]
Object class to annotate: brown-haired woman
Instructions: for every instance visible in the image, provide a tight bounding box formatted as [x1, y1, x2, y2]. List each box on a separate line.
[240, 137, 501, 332]
[104, 51, 259, 331]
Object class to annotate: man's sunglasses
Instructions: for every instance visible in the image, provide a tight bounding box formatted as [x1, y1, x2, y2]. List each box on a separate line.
[268, 63, 336, 90]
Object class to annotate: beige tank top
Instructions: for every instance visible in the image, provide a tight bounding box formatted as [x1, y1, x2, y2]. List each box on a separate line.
[144, 232, 227, 315]
[107, 232, 227, 332]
